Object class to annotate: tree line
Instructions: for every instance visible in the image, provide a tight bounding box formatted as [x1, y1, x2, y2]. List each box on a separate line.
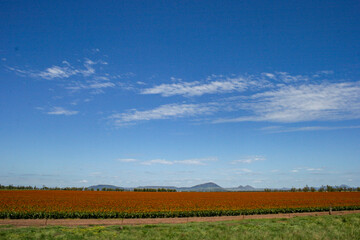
[0, 184, 176, 192]
[0, 185, 87, 191]
[133, 188, 176, 192]
[264, 185, 360, 192]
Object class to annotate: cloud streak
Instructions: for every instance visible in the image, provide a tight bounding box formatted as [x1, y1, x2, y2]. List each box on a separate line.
[141, 157, 217, 166]
[232, 156, 266, 164]
[117, 158, 137, 163]
[20, 59, 100, 80]
[110, 103, 219, 126]
[214, 82, 360, 123]
[261, 125, 360, 133]
[47, 107, 78, 116]
[7, 58, 135, 97]
[140, 72, 312, 97]
[141, 76, 260, 97]
[111, 78, 360, 126]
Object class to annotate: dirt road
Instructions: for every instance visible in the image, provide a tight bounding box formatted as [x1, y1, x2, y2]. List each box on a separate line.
[1, 210, 360, 227]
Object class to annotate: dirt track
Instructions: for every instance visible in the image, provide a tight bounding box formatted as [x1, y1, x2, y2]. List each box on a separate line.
[1, 210, 360, 227]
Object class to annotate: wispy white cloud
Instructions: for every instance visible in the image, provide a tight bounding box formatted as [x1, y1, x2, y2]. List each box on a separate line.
[141, 76, 261, 97]
[141, 72, 312, 97]
[261, 73, 276, 79]
[79, 180, 88, 183]
[110, 103, 218, 126]
[37, 65, 81, 79]
[140, 157, 217, 166]
[35, 60, 99, 80]
[91, 48, 100, 53]
[313, 70, 334, 78]
[141, 159, 174, 165]
[271, 72, 309, 83]
[232, 156, 266, 164]
[112, 71, 360, 126]
[66, 81, 116, 91]
[88, 82, 116, 89]
[260, 125, 360, 133]
[117, 158, 137, 163]
[307, 168, 323, 171]
[47, 107, 78, 116]
[175, 157, 217, 165]
[235, 168, 253, 173]
[6, 58, 107, 80]
[111, 72, 136, 79]
[7, 58, 132, 95]
[214, 82, 360, 123]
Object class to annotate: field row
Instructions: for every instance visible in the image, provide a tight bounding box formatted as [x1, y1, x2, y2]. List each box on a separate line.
[2, 206, 360, 219]
[1, 191, 359, 219]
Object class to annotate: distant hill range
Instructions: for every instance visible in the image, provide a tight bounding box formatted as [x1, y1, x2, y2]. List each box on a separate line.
[89, 182, 262, 192]
[227, 185, 257, 191]
[88, 182, 356, 192]
[181, 182, 225, 192]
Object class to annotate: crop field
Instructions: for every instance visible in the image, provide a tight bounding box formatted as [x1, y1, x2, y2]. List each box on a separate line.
[1, 191, 360, 219]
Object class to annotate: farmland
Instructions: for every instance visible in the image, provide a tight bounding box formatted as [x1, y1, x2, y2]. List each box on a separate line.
[1, 191, 360, 219]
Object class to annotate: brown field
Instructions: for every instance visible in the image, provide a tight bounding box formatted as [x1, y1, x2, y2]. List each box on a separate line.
[0, 191, 360, 219]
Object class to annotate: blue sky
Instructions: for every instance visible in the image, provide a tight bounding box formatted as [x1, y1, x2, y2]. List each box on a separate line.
[1, 0, 360, 188]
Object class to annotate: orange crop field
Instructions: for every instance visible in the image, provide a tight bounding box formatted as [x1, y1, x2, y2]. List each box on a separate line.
[1, 191, 360, 219]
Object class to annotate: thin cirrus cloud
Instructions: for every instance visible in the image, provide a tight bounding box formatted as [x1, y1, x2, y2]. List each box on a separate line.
[232, 156, 266, 164]
[47, 107, 78, 116]
[213, 81, 360, 124]
[140, 76, 260, 97]
[109, 103, 219, 126]
[7, 58, 121, 94]
[117, 158, 138, 163]
[112, 71, 360, 126]
[34, 59, 108, 80]
[140, 157, 217, 166]
[260, 125, 360, 133]
[8, 61, 360, 128]
[235, 168, 253, 174]
[66, 81, 116, 91]
[289, 167, 324, 174]
[141, 159, 174, 165]
[140, 72, 311, 97]
[307, 168, 323, 171]
[9, 59, 99, 80]
[112, 79, 360, 126]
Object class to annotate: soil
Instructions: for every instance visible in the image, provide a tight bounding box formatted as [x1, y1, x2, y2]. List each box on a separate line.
[1, 210, 359, 227]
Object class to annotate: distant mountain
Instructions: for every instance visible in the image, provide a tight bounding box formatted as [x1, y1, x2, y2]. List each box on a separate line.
[237, 185, 256, 191]
[180, 182, 226, 192]
[226, 185, 258, 191]
[88, 184, 124, 190]
[191, 182, 221, 189]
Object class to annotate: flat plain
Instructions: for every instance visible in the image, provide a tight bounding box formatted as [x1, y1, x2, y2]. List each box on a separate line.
[1, 191, 360, 219]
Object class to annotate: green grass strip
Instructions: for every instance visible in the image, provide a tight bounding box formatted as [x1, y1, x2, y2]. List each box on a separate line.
[1, 213, 360, 239]
[0, 206, 359, 219]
